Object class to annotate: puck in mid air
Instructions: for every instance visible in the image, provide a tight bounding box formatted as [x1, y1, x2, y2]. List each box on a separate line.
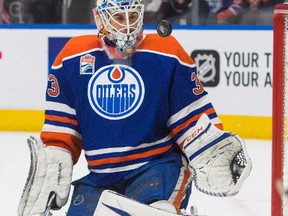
[157, 20, 172, 37]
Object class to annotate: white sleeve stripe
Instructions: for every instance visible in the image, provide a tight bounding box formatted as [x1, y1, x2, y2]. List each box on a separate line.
[85, 135, 171, 156]
[89, 162, 148, 173]
[42, 124, 82, 139]
[210, 116, 222, 125]
[46, 101, 76, 115]
[62, 48, 104, 62]
[51, 64, 63, 70]
[167, 94, 210, 127]
[136, 49, 196, 68]
[51, 47, 105, 69]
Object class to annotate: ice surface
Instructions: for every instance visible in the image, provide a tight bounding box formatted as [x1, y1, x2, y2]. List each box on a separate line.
[0, 132, 271, 216]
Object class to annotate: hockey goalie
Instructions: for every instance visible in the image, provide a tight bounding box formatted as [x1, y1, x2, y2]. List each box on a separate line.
[17, 0, 252, 215]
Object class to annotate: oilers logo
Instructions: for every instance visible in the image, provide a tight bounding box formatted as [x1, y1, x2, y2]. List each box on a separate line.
[88, 64, 145, 120]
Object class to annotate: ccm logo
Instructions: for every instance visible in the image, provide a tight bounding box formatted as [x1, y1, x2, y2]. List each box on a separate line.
[186, 126, 204, 142]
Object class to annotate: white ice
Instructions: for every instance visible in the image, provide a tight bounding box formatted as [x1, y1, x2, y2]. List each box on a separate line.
[0, 132, 271, 216]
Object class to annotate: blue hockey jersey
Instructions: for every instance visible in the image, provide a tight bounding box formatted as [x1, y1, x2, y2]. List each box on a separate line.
[40, 33, 223, 187]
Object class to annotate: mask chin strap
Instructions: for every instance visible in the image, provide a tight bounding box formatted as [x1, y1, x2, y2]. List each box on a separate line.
[99, 27, 108, 35]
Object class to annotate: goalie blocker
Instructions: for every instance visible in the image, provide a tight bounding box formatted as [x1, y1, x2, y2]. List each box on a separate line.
[17, 136, 73, 216]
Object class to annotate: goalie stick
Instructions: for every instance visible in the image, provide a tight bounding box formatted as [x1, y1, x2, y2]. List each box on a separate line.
[43, 193, 56, 216]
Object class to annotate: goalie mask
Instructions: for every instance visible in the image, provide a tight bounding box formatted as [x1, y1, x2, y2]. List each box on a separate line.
[94, 0, 144, 55]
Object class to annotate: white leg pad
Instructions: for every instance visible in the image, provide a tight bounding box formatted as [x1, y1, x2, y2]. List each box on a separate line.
[94, 190, 180, 216]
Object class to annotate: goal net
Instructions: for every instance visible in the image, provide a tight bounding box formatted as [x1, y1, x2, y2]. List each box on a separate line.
[273, 3, 288, 216]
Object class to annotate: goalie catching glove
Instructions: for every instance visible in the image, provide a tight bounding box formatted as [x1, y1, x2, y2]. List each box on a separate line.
[182, 114, 252, 197]
[17, 136, 73, 216]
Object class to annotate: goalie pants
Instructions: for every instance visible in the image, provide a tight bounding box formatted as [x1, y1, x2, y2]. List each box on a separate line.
[66, 152, 192, 216]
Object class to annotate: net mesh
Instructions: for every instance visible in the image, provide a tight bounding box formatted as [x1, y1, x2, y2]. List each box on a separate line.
[231, 150, 247, 183]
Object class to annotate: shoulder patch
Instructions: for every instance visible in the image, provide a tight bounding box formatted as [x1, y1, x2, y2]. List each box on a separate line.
[80, 54, 95, 75]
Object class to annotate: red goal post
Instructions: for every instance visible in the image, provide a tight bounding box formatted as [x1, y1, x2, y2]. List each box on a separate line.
[273, 3, 288, 216]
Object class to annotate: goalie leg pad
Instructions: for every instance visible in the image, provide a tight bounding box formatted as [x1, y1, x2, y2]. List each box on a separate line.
[182, 114, 252, 197]
[17, 136, 73, 216]
[94, 190, 181, 216]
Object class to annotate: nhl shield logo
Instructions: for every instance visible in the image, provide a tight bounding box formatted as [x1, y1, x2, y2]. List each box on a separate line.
[194, 53, 216, 83]
[191, 50, 220, 87]
[88, 64, 145, 120]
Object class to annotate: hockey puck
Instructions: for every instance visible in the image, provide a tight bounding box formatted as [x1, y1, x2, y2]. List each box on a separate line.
[157, 20, 172, 37]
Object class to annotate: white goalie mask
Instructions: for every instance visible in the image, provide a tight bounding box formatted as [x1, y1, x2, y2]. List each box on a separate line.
[94, 0, 144, 55]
